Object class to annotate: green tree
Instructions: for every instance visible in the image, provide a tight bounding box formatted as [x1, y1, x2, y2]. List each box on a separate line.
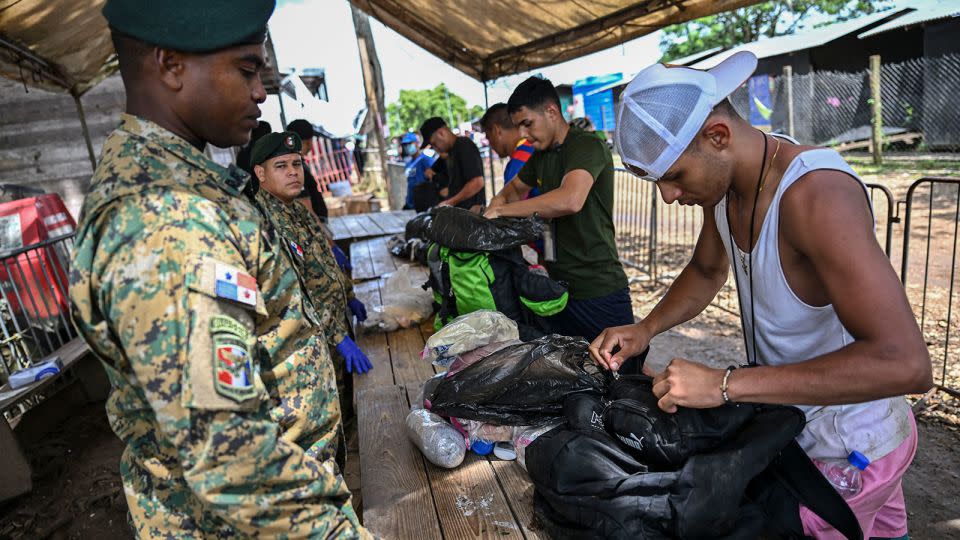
[386, 84, 484, 136]
[660, 1, 889, 62]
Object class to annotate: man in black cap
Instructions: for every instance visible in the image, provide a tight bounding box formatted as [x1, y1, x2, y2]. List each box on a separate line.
[286, 119, 330, 222]
[419, 116, 485, 210]
[69, 1, 370, 537]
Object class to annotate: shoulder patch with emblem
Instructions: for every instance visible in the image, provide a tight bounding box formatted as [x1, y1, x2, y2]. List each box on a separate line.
[214, 263, 257, 306]
[210, 315, 256, 403]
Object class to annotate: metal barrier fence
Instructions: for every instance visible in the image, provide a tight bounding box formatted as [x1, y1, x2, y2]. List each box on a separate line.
[304, 147, 359, 192]
[900, 177, 960, 398]
[614, 169, 902, 317]
[0, 232, 77, 382]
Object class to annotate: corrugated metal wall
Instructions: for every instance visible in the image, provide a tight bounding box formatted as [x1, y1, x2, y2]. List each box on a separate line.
[0, 75, 125, 218]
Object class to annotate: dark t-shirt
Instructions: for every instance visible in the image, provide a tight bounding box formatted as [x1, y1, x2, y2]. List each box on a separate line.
[297, 166, 328, 220]
[445, 136, 485, 209]
[518, 126, 627, 299]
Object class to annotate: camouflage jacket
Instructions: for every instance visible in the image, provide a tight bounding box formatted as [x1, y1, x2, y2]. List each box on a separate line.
[255, 189, 353, 346]
[69, 114, 369, 539]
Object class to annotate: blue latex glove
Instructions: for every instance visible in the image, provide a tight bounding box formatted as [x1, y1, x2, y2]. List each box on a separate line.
[348, 298, 367, 322]
[336, 336, 373, 374]
[332, 245, 351, 271]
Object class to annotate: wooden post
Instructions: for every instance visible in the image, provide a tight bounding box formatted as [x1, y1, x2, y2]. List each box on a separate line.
[71, 90, 97, 172]
[351, 5, 389, 193]
[265, 31, 287, 128]
[483, 81, 496, 200]
[870, 55, 883, 165]
[783, 65, 794, 139]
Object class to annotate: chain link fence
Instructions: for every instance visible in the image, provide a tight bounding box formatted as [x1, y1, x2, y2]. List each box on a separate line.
[725, 53, 960, 150]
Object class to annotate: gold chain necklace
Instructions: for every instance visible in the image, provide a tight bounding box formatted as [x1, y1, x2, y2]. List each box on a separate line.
[737, 135, 781, 275]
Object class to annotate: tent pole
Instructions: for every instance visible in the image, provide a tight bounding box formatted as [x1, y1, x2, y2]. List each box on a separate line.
[72, 90, 97, 172]
[483, 81, 496, 199]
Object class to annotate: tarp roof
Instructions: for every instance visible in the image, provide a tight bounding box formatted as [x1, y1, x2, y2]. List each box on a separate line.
[1, 0, 767, 94]
[688, 8, 908, 69]
[0, 0, 113, 94]
[348, 0, 762, 81]
[858, 0, 960, 39]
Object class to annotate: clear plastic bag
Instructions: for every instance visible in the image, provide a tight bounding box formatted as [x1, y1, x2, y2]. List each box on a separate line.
[361, 265, 434, 333]
[422, 310, 519, 367]
[513, 422, 563, 472]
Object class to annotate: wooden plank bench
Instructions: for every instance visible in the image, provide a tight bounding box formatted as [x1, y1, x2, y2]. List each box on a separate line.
[351, 250, 546, 539]
[349, 235, 415, 281]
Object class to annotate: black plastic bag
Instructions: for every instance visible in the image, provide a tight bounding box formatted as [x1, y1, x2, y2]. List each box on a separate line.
[407, 206, 543, 252]
[428, 334, 607, 425]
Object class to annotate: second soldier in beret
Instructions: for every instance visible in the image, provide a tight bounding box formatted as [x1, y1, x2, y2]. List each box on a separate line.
[70, 0, 370, 537]
[251, 131, 373, 420]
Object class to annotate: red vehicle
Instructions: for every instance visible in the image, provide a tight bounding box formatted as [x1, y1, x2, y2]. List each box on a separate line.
[0, 194, 76, 323]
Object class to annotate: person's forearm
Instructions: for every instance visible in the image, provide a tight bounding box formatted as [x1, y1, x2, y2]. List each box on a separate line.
[446, 177, 483, 206]
[492, 181, 527, 205]
[727, 339, 931, 406]
[640, 261, 727, 336]
[493, 189, 581, 219]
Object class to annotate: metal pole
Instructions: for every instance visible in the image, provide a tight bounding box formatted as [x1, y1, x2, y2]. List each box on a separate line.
[870, 54, 883, 165]
[783, 65, 794, 139]
[72, 90, 97, 172]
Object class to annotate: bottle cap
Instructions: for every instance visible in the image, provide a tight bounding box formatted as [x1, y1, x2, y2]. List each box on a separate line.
[847, 450, 870, 471]
[493, 442, 517, 461]
[471, 439, 494, 456]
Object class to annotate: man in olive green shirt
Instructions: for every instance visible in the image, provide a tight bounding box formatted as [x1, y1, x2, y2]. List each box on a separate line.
[484, 76, 631, 344]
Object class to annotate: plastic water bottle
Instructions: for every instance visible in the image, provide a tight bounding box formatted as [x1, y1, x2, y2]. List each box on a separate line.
[470, 437, 494, 456]
[405, 409, 466, 469]
[820, 451, 870, 497]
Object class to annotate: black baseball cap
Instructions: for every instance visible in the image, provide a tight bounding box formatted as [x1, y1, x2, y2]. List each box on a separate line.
[419, 116, 446, 149]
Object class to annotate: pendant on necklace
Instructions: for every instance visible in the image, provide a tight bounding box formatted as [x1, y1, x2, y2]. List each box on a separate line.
[740, 252, 749, 275]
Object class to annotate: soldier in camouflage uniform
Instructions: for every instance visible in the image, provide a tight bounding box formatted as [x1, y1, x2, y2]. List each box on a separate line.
[250, 132, 373, 418]
[68, 1, 370, 537]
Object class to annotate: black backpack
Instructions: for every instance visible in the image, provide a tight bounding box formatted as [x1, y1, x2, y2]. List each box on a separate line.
[526, 381, 863, 539]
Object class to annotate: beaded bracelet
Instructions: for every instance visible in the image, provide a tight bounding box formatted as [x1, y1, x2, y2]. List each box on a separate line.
[721, 365, 737, 403]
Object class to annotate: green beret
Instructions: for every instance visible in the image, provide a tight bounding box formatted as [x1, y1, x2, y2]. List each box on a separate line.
[251, 131, 302, 167]
[103, 0, 275, 53]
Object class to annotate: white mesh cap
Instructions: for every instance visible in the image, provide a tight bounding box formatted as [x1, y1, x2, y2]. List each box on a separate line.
[614, 51, 758, 181]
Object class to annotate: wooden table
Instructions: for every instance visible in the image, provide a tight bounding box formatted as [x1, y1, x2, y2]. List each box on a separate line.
[329, 210, 416, 242]
[350, 235, 419, 281]
[351, 262, 546, 539]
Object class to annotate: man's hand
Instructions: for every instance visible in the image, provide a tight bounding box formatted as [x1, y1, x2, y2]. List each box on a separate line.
[336, 336, 373, 374]
[332, 245, 351, 271]
[437, 200, 452, 207]
[482, 205, 503, 219]
[589, 322, 653, 371]
[649, 358, 725, 413]
[424, 168, 436, 180]
[488, 194, 507, 209]
[347, 298, 367, 322]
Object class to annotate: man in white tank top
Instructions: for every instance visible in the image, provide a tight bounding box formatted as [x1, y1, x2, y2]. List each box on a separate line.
[590, 52, 932, 539]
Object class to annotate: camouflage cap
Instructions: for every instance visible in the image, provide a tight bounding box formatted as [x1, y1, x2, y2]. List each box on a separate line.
[251, 131, 302, 166]
[103, 0, 275, 53]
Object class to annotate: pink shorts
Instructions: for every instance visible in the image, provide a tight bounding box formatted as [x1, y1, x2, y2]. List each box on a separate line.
[800, 412, 918, 539]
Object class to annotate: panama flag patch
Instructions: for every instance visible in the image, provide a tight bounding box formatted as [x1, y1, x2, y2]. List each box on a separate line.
[215, 263, 257, 306]
[289, 240, 304, 259]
